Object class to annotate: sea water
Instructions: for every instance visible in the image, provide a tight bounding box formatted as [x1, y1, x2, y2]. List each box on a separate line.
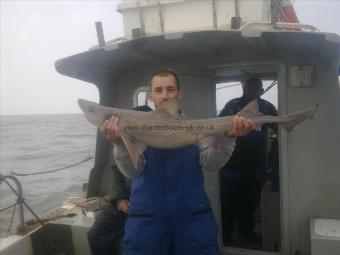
[0, 114, 96, 234]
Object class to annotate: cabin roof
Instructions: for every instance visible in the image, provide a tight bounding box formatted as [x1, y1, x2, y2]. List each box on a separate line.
[55, 30, 340, 85]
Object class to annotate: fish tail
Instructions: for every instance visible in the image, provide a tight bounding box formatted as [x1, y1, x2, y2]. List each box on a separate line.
[281, 104, 319, 132]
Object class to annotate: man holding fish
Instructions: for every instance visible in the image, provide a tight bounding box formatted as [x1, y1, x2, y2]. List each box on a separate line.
[100, 69, 256, 255]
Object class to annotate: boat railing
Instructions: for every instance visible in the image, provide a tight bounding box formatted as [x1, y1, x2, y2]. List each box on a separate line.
[0, 174, 25, 233]
[89, 18, 320, 51]
[239, 21, 319, 32]
[0, 157, 93, 235]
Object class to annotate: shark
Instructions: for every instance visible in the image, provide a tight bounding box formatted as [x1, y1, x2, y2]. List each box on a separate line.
[78, 98, 318, 169]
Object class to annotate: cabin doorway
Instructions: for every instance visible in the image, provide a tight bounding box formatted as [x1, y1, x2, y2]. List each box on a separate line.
[216, 77, 281, 253]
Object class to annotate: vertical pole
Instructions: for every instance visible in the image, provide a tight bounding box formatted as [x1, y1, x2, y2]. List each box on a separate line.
[95, 21, 106, 47]
[271, 0, 279, 24]
[212, 0, 217, 30]
[234, 0, 240, 17]
[137, 0, 145, 35]
[231, 0, 241, 29]
[158, 0, 164, 33]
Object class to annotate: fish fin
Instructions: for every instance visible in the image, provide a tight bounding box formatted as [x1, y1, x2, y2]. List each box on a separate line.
[121, 134, 147, 170]
[239, 100, 263, 130]
[158, 98, 180, 117]
[239, 100, 263, 116]
[281, 104, 319, 132]
[198, 135, 222, 151]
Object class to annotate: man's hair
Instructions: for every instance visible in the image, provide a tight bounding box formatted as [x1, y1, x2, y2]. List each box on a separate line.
[150, 69, 180, 89]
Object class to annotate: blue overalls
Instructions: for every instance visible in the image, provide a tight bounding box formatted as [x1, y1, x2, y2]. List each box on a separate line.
[123, 145, 219, 255]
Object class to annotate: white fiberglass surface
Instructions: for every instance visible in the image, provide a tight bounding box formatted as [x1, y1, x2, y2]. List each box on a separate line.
[314, 219, 340, 237]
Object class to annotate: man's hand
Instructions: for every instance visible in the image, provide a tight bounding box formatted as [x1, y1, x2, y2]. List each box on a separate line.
[227, 115, 256, 137]
[100, 116, 122, 143]
[116, 199, 129, 214]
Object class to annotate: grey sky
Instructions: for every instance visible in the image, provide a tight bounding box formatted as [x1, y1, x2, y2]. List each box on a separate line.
[1, 0, 339, 115]
[1, 0, 122, 115]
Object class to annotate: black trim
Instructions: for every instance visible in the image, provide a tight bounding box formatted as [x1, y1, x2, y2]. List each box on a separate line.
[191, 208, 212, 217]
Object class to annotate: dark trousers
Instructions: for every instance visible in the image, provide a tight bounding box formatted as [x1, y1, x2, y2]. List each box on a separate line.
[87, 204, 127, 255]
[220, 169, 262, 243]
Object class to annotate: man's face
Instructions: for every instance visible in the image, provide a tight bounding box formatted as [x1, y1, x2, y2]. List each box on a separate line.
[149, 75, 181, 108]
[244, 82, 262, 100]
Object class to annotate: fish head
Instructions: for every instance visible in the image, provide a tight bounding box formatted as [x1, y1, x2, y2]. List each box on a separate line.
[157, 98, 181, 117]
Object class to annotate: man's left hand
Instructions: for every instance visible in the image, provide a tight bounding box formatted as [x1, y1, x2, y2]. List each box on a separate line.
[116, 199, 129, 214]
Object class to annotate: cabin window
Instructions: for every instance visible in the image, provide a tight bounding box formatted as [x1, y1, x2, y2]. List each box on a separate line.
[216, 78, 280, 253]
[216, 82, 242, 115]
[261, 80, 278, 108]
[135, 88, 155, 109]
[216, 80, 278, 115]
[137, 91, 148, 106]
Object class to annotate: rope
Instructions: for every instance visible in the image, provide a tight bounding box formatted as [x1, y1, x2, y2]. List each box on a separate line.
[11, 157, 93, 176]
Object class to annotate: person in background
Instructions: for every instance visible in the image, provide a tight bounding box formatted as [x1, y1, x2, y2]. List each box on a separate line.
[100, 69, 256, 255]
[219, 77, 278, 245]
[87, 163, 130, 255]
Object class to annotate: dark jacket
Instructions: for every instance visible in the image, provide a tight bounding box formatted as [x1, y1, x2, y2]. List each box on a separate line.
[219, 97, 277, 173]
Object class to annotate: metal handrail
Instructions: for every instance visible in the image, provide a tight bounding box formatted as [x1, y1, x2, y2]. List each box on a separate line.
[239, 21, 319, 32]
[0, 174, 25, 230]
[275, 22, 319, 32]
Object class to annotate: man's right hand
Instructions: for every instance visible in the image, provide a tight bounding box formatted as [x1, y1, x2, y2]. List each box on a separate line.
[100, 116, 122, 143]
